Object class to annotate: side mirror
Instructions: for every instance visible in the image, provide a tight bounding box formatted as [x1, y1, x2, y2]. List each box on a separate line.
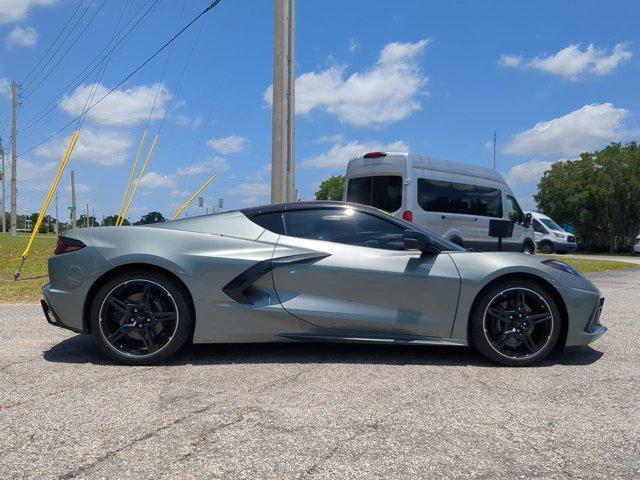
[523, 212, 532, 228]
[404, 230, 440, 255]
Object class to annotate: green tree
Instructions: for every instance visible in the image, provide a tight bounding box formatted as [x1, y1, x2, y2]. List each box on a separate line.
[135, 211, 166, 225]
[315, 175, 345, 201]
[534, 141, 640, 253]
[102, 215, 128, 226]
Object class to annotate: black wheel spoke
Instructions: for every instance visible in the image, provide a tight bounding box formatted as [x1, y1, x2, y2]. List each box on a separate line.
[141, 327, 157, 352]
[108, 297, 128, 314]
[493, 332, 512, 349]
[148, 311, 176, 325]
[487, 308, 509, 323]
[141, 283, 152, 307]
[108, 324, 134, 343]
[528, 313, 552, 325]
[521, 333, 537, 353]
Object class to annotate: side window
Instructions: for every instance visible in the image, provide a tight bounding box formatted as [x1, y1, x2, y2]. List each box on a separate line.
[532, 219, 546, 234]
[506, 195, 524, 223]
[474, 186, 503, 218]
[346, 176, 403, 212]
[250, 212, 285, 234]
[283, 208, 405, 250]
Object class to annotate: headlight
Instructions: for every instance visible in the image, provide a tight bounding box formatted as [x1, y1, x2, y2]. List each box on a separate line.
[553, 232, 565, 239]
[541, 259, 581, 276]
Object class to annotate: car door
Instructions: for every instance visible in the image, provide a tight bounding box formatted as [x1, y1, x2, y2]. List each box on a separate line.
[532, 219, 547, 243]
[270, 207, 461, 338]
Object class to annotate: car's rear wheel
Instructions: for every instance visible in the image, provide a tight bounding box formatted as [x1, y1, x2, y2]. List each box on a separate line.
[90, 271, 192, 365]
[469, 280, 561, 366]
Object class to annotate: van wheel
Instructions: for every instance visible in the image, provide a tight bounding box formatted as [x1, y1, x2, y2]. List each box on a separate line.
[539, 242, 554, 254]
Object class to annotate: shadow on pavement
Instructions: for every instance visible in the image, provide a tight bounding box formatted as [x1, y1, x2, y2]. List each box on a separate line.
[42, 334, 604, 368]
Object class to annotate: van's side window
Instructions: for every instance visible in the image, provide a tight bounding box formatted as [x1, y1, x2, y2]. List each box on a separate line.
[417, 179, 502, 218]
[506, 195, 524, 223]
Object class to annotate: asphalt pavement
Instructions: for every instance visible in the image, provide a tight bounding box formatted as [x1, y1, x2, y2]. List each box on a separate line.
[1, 268, 639, 479]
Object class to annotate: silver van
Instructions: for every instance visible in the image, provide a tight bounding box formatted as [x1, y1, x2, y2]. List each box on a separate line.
[344, 152, 536, 253]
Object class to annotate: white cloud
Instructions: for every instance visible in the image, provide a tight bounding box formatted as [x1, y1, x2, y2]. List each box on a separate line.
[66, 182, 90, 193]
[263, 39, 429, 127]
[314, 134, 345, 144]
[0, 0, 57, 25]
[207, 135, 248, 154]
[60, 83, 172, 127]
[500, 43, 632, 81]
[176, 156, 229, 175]
[175, 113, 203, 130]
[498, 54, 522, 68]
[228, 182, 270, 197]
[503, 103, 630, 157]
[504, 160, 555, 188]
[35, 129, 133, 166]
[0, 77, 10, 99]
[348, 38, 359, 53]
[141, 172, 175, 189]
[303, 139, 409, 169]
[5, 26, 38, 48]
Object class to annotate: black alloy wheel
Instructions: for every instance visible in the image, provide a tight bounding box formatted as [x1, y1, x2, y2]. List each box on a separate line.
[470, 280, 561, 366]
[91, 271, 192, 365]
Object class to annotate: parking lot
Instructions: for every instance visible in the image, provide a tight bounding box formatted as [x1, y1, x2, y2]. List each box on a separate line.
[1, 268, 639, 480]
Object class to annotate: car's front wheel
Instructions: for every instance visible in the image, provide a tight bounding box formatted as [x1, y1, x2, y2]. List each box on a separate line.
[90, 270, 193, 365]
[469, 279, 561, 366]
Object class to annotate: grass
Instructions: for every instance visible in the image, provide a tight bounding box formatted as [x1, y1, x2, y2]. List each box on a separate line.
[1, 233, 57, 303]
[539, 255, 639, 274]
[1, 233, 638, 303]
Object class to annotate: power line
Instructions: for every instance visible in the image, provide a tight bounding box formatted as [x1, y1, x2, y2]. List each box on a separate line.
[19, 0, 161, 134]
[22, 0, 108, 101]
[21, 0, 87, 86]
[19, 0, 222, 157]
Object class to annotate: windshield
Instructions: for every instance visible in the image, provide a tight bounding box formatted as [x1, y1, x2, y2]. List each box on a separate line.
[540, 218, 563, 231]
[346, 176, 402, 212]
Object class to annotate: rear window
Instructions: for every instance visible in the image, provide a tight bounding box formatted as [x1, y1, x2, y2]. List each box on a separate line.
[346, 176, 402, 212]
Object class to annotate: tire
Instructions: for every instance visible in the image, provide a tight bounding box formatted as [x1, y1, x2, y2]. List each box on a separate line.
[539, 241, 554, 254]
[521, 242, 535, 255]
[89, 270, 193, 365]
[469, 279, 561, 366]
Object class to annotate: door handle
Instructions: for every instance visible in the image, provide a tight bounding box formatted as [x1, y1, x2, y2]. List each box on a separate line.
[441, 215, 446, 220]
[474, 218, 478, 221]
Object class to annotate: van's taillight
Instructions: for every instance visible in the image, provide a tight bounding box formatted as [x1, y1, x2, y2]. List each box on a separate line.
[402, 210, 413, 222]
[363, 151, 387, 159]
[54, 237, 85, 255]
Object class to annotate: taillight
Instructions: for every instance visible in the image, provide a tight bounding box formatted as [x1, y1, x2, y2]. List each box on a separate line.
[54, 237, 85, 255]
[402, 210, 413, 222]
[363, 151, 387, 159]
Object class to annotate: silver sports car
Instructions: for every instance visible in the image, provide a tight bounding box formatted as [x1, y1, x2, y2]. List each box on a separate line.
[42, 201, 606, 366]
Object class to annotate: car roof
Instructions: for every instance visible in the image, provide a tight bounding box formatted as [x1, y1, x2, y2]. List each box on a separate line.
[241, 200, 385, 218]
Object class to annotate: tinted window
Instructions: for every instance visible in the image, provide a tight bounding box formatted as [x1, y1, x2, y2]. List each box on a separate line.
[418, 179, 501, 217]
[250, 212, 285, 234]
[283, 208, 405, 250]
[540, 218, 562, 231]
[346, 176, 402, 212]
[506, 195, 524, 223]
[474, 186, 503, 218]
[532, 219, 547, 234]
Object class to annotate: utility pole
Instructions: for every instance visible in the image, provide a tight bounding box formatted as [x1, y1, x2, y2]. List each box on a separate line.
[1, 139, 6, 233]
[54, 191, 59, 234]
[70, 170, 76, 228]
[492, 130, 497, 170]
[10, 81, 18, 236]
[271, 0, 295, 203]
[85, 203, 89, 228]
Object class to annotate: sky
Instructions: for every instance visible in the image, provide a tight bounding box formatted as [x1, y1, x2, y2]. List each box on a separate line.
[0, 0, 639, 222]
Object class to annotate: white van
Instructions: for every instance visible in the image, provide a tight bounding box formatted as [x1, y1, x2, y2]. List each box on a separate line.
[527, 212, 577, 254]
[344, 152, 536, 253]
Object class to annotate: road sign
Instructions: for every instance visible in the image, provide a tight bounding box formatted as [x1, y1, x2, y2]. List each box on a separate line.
[218, 198, 223, 209]
[198, 196, 204, 208]
[68, 206, 76, 211]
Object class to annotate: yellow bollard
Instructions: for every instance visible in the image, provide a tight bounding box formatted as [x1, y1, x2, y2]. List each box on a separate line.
[116, 130, 148, 226]
[118, 133, 159, 226]
[172, 174, 217, 220]
[15, 130, 81, 280]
